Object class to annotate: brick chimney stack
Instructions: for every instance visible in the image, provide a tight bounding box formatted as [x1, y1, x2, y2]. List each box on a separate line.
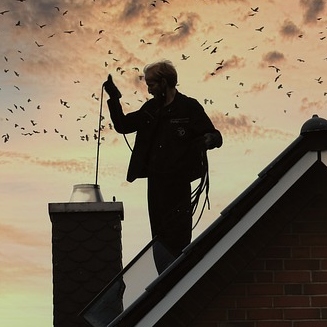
[48, 201, 124, 327]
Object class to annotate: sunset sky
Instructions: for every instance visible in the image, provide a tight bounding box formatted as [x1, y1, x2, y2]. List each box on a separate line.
[1, 0, 327, 326]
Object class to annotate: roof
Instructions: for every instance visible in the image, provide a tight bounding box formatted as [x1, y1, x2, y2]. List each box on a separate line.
[109, 114, 327, 327]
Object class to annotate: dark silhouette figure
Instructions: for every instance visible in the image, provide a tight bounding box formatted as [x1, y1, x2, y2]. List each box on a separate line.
[103, 60, 223, 269]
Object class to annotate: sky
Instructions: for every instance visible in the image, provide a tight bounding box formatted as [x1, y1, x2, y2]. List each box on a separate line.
[0, 0, 327, 326]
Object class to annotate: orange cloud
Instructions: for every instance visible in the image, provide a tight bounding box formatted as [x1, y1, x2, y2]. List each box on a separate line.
[157, 12, 200, 48]
[300, 97, 325, 112]
[210, 112, 294, 140]
[0, 223, 47, 247]
[247, 82, 269, 94]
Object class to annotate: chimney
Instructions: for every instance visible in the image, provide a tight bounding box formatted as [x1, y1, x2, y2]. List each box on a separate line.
[48, 184, 124, 327]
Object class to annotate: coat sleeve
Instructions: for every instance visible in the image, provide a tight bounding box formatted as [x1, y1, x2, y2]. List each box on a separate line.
[107, 98, 144, 134]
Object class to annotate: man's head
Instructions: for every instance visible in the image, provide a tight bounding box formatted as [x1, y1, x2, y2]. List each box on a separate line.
[144, 60, 178, 100]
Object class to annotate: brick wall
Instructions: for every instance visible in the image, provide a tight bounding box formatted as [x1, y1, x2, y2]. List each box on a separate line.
[190, 199, 327, 327]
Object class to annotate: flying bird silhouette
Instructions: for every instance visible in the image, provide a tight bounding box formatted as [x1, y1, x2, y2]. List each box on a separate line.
[315, 77, 323, 84]
[210, 47, 217, 54]
[268, 65, 280, 73]
[181, 54, 190, 60]
[226, 23, 238, 28]
[274, 74, 281, 82]
[35, 41, 44, 47]
[255, 26, 264, 32]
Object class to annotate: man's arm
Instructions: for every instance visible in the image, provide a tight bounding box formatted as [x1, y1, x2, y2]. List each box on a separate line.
[103, 74, 139, 134]
[204, 130, 223, 150]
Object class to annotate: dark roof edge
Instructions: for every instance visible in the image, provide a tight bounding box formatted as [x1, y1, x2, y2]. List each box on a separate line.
[112, 115, 327, 327]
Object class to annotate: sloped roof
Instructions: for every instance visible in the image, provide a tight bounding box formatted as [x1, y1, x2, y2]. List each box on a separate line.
[109, 114, 327, 327]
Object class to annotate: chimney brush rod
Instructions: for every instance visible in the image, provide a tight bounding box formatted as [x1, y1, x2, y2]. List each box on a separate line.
[95, 85, 104, 186]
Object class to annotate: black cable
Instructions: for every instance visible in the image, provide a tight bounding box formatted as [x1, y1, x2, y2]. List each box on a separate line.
[191, 150, 210, 230]
[123, 133, 133, 152]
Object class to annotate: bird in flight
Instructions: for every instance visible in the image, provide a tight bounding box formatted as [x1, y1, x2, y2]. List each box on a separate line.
[226, 23, 238, 28]
[315, 77, 323, 84]
[210, 47, 217, 54]
[174, 25, 183, 31]
[255, 26, 264, 32]
[274, 74, 281, 82]
[35, 41, 44, 47]
[36, 23, 46, 28]
[268, 65, 280, 73]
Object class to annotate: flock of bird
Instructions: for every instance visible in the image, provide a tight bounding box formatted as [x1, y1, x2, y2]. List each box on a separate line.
[1, 1, 327, 144]
[0, 2, 112, 144]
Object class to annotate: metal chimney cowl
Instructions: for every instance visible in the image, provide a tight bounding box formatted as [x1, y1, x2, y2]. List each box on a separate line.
[69, 184, 104, 203]
[48, 184, 124, 327]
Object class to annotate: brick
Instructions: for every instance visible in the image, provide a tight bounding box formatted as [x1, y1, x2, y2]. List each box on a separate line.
[292, 221, 327, 233]
[255, 271, 274, 283]
[301, 234, 327, 246]
[228, 309, 246, 320]
[247, 284, 283, 295]
[312, 271, 327, 282]
[322, 308, 327, 318]
[311, 295, 327, 307]
[225, 283, 247, 296]
[291, 247, 310, 258]
[311, 247, 327, 258]
[284, 308, 321, 319]
[303, 283, 327, 295]
[236, 296, 272, 308]
[274, 234, 300, 246]
[284, 284, 303, 295]
[293, 321, 327, 327]
[284, 259, 320, 270]
[274, 271, 311, 283]
[263, 247, 291, 258]
[257, 322, 292, 327]
[219, 323, 255, 327]
[247, 259, 266, 270]
[236, 271, 256, 283]
[247, 308, 283, 320]
[273, 295, 310, 307]
[265, 259, 284, 270]
[211, 295, 236, 309]
[191, 323, 217, 327]
[202, 308, 227, 321]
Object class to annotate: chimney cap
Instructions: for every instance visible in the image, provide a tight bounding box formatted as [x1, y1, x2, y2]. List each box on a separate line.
[300, 114, 327, 135]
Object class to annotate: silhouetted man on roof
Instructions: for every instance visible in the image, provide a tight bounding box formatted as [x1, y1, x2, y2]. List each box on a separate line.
[104, 60, 223, 270]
